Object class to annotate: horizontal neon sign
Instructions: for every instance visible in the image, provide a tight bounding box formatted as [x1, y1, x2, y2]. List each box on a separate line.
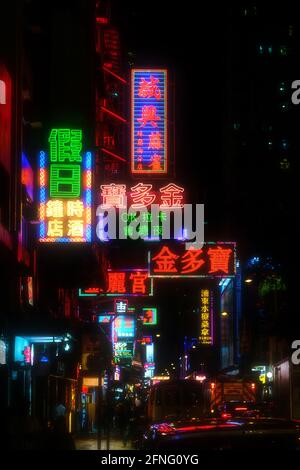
[79, 269, 154, 297]
[149, 243, 236, 278]
[100, 182, 184, 209]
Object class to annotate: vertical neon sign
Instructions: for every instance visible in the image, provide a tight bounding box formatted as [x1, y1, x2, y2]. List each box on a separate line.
[39, 129, 92, 242]
[131, 69, 168, 174]
[199, 289, 214, 345]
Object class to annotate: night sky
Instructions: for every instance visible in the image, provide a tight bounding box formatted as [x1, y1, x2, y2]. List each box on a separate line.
[110, 2, 228, 372]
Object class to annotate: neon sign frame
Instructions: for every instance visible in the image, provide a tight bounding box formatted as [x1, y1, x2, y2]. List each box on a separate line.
[39, 129, 92, 242]
[131, 69, 168, 174]
[148, 242, 236, 278]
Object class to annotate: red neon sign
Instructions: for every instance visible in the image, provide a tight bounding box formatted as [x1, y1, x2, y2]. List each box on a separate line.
[149, 243, 236, 278]
[79, 269, 154, 297]
[100, 182, 185, 209]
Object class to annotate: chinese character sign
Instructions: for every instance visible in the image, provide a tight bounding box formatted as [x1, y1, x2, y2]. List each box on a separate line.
[112, 315, 135, 340]
[146, 343, 154, 363]
[39, 128, 92, 242]
[100, 183, 184, 209]
[113, 341, 134, 364]
[114, 299, 128, 314]
[131, 69, 167, 174]
[199, 289, 213, 345]
[149, 243, 236, 278]
[142, 307, 157, 325]
[78, 269, 154, 297]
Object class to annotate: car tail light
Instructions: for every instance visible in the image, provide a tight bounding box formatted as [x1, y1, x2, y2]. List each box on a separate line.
[221, 413, 232, 419]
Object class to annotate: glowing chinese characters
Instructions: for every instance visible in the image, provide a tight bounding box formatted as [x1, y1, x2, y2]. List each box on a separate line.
[149, 243, 236, 278]
[78, 269, 153, 297]
[39, 128, 92, 242]
[100, 182, 185, 209]
[131, 69, 167, 173]
[199, 289, 214, 345]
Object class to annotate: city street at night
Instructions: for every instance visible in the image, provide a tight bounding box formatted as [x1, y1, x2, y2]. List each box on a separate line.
[1, 0, 300, 458]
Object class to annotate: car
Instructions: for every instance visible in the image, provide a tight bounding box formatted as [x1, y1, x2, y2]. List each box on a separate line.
[142, 417, 300, 449]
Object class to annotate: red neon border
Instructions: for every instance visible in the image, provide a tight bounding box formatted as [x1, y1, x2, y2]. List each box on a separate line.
[131, 69, 168, 175]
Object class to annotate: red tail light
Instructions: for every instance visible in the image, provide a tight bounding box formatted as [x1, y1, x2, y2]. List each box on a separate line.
[221, 413, 232, 419]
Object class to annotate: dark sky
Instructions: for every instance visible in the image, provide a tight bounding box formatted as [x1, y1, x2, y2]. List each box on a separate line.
[109, 2, 228, 371]
[112, 1, 226, 205]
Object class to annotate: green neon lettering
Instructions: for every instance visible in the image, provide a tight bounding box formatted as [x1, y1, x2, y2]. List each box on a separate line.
[48, 128, 82, 163]
[50, 164, 81, 198]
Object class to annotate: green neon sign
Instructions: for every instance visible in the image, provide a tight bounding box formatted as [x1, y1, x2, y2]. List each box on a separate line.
[50, 164, 81, 198]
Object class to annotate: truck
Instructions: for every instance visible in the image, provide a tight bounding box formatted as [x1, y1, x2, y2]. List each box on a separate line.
[273, 358, 300, 420]
[203, 374, 261, 414]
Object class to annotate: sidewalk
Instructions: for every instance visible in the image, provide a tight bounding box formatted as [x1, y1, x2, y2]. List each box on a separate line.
[75, 435, 134, 450]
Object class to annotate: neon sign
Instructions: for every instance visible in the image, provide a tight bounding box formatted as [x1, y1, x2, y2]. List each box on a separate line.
[131, 69, 167, 174]
[114, 299, 128, 314]
[100, 183, 184, 209]
[22, 153, 34, 201]
[137, 336, 153, 345]
[98, 315, 112, 324]
[142, 307, 157, 325]
[0, 64, 11, 173]
[149, 243, 236, 278]
[113, 341, 134, 364]
[112, 316, 135, 339]
[39, 128, 92, 242]
[146, 343, 154, 363]
[112, 316, 135, 364]
[78, 269, 154, 297]
[199, 289, 214, 345]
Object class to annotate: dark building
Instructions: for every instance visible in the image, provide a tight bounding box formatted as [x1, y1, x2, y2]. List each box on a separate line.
[220, 3, 298, 370]
[0, 0, 108, 432]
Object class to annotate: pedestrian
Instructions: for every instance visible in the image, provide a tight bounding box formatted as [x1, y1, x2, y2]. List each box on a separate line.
[115, 395, 132, 447]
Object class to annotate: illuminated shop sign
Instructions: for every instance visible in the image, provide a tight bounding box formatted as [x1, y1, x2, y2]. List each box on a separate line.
[131, 69, 167, 174]
[98, 315, 112, 324]
[137, 336, 153, 345]
[14, 336, 34, 365]
[22, 153, 34, 201]
[146, 343, 154, 363]
[199, 289, 214, 346]
[0, 340, 7, 365]
[114, 299, 128, 314]
[112, 315, 135, 339]
[79, 269, 154, 297]
[0, 64, 12, 173]
[100, 183, 184, 209]
[113, 341, 134, 364]
[39, 128, 92, 242]
[142, 307, 157, 325]
[149, 242, 236, 278]
[144, 364, 155, 378]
